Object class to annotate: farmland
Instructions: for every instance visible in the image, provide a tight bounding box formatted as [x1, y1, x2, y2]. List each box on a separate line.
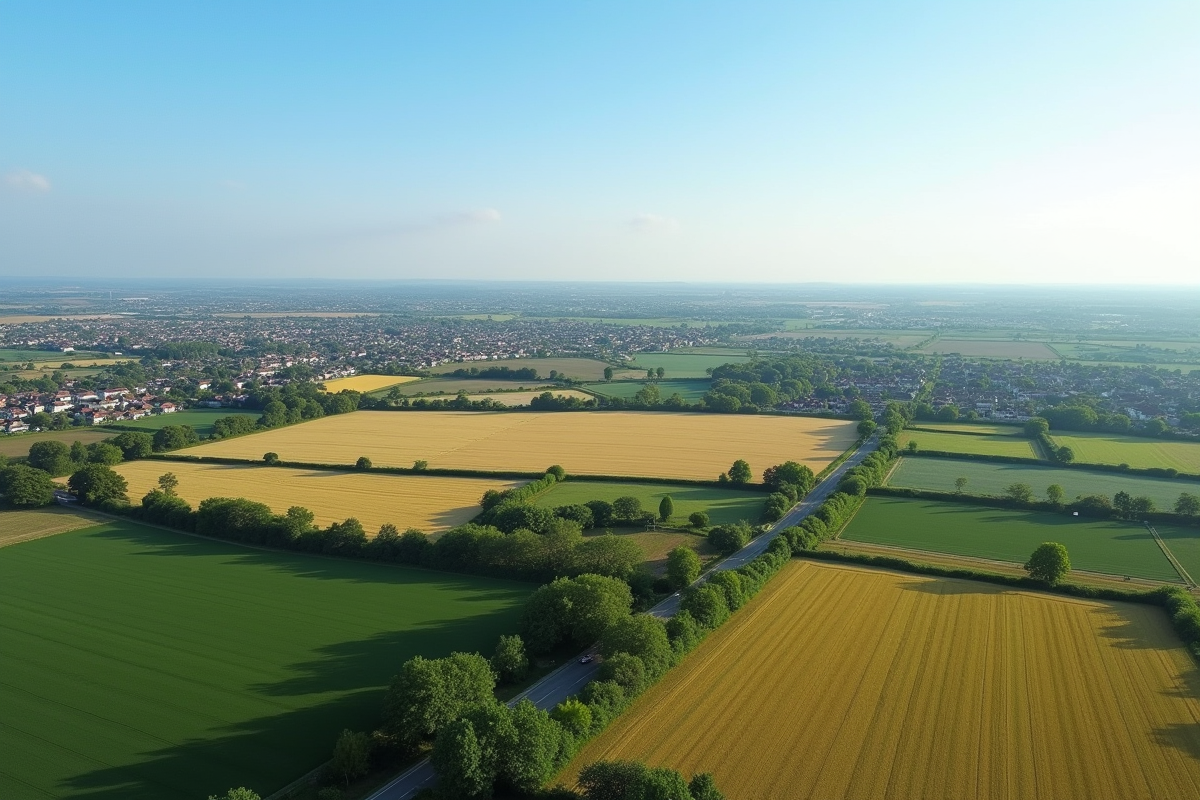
[112, 461, 522, 533]
[533, 480, 765, 528]
[907, 422, 1023, 436]
[0, 507, 103, 547]
[1049, 432, 1200, 473]
[898, 429, 1039, 458]
[915, 338, 1060, 359]
[461, 390, 594, 406]
[887, 457, 1198, 510]
[0, 428, 116, 459]
[183, 411, 857, 482]
[559, 561, 1200, 799]
[319, 374, 421, 393]
[0, 521, 530, 800]
[617, 351, 748, 378]
[385, 377, 560, 396]
[839, 497, 1179, 582]
[582, 379, 711, 402]
[112, 409, 260, 437]
[599, 529, 716, 574]
[428, 357, 616, 381]
[0, 348, 110, 361]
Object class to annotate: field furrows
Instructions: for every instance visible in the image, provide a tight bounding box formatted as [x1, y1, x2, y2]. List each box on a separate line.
[559, 562, 1200, 799]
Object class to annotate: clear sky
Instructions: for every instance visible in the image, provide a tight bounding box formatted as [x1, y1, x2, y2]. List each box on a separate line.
[2, 1, 1197, 283]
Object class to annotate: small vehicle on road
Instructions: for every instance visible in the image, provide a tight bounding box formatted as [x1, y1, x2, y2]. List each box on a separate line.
[579, 654, 595, 664]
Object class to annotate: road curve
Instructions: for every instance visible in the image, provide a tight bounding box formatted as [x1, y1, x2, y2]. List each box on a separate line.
[366, 437, 878, 799]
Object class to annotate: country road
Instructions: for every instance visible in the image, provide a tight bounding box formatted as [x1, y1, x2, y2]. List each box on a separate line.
[365, 436, 878, 800]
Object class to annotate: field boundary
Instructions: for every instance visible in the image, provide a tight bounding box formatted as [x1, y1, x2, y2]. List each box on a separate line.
[1147, 522, 1198, 588]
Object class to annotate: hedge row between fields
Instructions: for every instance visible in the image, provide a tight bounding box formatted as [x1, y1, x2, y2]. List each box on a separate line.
[906, 449, 1200, 482]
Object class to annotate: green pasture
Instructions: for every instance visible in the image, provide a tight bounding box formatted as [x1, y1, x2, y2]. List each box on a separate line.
[618, 352, 747, 378]
[381, 377, 560, 397]
[534, 480, 765, 528]
[1153, 524, 1200, 584]
[887, 457, 1199, 510]
[907, 423, 1023, 436]
[0, 428, 117, 460]
[838, 497, 1179, 582]
[1048, 433, 1200, 473]
[897, 430, 1039, 458]
[0, 522, 530, 800]
[583, 379, 710, 402]
[428, 357, 615, 381]
[0, 348, 109, 362]
[112, 409, 261, 437]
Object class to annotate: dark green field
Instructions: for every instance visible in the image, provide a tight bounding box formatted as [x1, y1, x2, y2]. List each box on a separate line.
[534, 480, 765, 528]
[111, 408, 260, 437]
[582, 379, 711, 402]
[618, 351, 747, 378]
[897, 430, 1039, 458]
[0, 522, 530, 799]
[839, 497, 1180, 582]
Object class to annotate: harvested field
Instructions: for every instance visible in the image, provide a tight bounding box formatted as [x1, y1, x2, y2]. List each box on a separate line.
[917, 338, 1060, 359]
[182, 411, 857, 481]
[0, 507, 104, 547]
[1049, 432, 1200, 473]
[320, 374, 422, 393]
[0, 428, 116, 459]
[113, 461, 522, 533]
[429, 358, 616, 381]
[888, 456, 1198, 510]
[462, 390, 594, 406]
[0, 521, 529, 800]
[533, 481, 765, 528]
[559, 561, 1200, 799]
[898, 429, 1039, 458]
[840, 497, 1179, 582]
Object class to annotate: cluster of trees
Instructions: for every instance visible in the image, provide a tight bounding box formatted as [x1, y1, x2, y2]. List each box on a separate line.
[244, 381, 362, 427]
[0, 462, 57, 507]
[576, 761, 726, 800]
[924, 478, 1200, 521]
[445, 365, 542, 380]
[702, 355, 825, 413]
[1023, 417, 1076, 463]
[529, 392, 598, 411]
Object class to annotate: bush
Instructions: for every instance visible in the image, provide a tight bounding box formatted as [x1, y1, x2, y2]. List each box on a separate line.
[263, 452, 280, 465]
[688, 510, 710, 529]
[707, 521, 751, 555]
[546, 464, 567, 480]
[666, 546, 701, 590]
[355, 456, 372, 470]
[490, 634, 529, 684]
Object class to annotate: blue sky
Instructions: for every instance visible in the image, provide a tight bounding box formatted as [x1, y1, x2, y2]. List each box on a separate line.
[2, 1, 1197, 283]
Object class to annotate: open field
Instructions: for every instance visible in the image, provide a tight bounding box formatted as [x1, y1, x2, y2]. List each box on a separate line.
[0, 349, 110, 361]
[898, 429, 1039, 458]
[887, 457, 1199, 510]
[182, 411, 857, 482]
[113, 409, 260, 437]
[461, 390, 594, 406]
[618, 352, 747, 378]
[1153, 524, 1200, 585]
[0, 507, 105, 547]
[428, 357, 616, 381]
[0, 428, 116, 459]
[597, 529, 716, 574]
[213, 311, 381, 318]
[582, 379, 711, 402]
[320, 375, 421, 393]
[113, 461, 522, 533]
[534, 480, 765, 528]
[841, 497, 1179, 582]
[559, 560, 1200, 799]
[0, 521, 529, 800]
[1049, 432, 1200, 473]
[916, 338, 1060, 359]
[386, 377, 561, 396]
[0, 314, 118, 325]
[908, 422, 1023, 436]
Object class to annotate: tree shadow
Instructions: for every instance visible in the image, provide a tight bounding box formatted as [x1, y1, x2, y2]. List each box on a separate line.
[1153, 723, 1200, 762]
[894, 576, 1010, 597]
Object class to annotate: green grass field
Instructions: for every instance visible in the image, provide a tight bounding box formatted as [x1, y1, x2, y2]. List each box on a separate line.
[583, 379, 711, 402]
[618, 352, 747, 378]
[428, 357, 615, 381]
[0, 428, 116, 459]
[533, 481, 765, 528]
[0, 348, 108, 362]
[839, 497, 1180, 582]
[1049, 433, 1200, 473]
[111, 409, 261, 437]
[381, 377, 560, 397]
[897, 430, 1039, 458]
[887, 457, 1199, 510]
[0, 522, 530, 800]
[1153, 524, 1200, 584]
[907, 423, 1024, 436]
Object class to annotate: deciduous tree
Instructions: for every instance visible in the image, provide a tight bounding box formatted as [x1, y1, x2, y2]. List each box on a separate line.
[666, 546, 701, 589]
[1025, 542, 1070, 584]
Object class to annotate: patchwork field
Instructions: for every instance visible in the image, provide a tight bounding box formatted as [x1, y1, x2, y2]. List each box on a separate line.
[888, 457, 1198, 510]
[916, 338, 1060, 359]
[583, 379, 711, 402]
[898, 429, 1039, 458]
[113, 461, 522, 533]
[320, 374, 421, 393]
[429, 358, 616, 381]
[1049, 432, 1200, 473]
[0, 521, 530, 800]
[618, 352, 748, 378]
[840, 497, 1180, 582]
[114, 409, 260, 437]
[387, 377, 561, 396]
[534, 481, 765, 528]
[0, 507, 104, 547]
[0, 429, 116, 459]
[559, 561, 1200, 799]
[182, 411, 857, 482]
[462, 390, 594, 406]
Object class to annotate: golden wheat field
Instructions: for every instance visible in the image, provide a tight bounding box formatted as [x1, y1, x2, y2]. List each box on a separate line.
[320, 374, 422, 393]
[181, 411, 857, 481]
[0, 507, 104, 547]
[113, 461, 522, 533]
[559, 561, 1200, 800]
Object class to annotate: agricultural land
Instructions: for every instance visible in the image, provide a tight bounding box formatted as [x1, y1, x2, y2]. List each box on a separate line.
[898, 429, 1039, 458]
[0, 521, 531, 800]
[583, 379, 711, 402]
[532, 480, 765, 528]
[319, 374, 422, 393]
[915, 338, 1061, 359]
[0, 507, 104, 547]
[0, 428, 116, 459]
[428, 357, 616, 381]
[384, 377, 560, 396]
[887, 456, 1200, 510]
[182, 411, 858, 482]
[906, 422, 1024, 436]
[839, 497, 1181, 582]
[559, 561, 1200, 800]
[112, 409, 260, 437]
[1048, 432, 1200, 473]
[460, 390, 594, 406]
[617, 351, 750, 378]
[113, 461, 522, 533]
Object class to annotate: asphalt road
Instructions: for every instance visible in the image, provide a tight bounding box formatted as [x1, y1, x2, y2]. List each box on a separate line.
[366, 436, 877, 800]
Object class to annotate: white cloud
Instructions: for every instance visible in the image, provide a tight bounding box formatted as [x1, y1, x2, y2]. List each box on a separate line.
[629, 213, 679, 233]
[4, 170, 51, 193]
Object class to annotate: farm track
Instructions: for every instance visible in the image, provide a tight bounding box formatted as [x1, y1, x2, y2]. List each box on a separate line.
[1146, 523, 1198, 588]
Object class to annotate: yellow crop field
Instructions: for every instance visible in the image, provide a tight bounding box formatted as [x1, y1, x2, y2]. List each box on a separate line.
[321, 374, 422, 393]
[0, 507, 104, 547]
[181, 411, 857, 481]
[113, 461, 522, 533]
[463, 390, 594, 406]
[560, 562, 1200, 799]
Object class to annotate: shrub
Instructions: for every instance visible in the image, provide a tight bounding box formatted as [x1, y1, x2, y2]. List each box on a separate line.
[688, 510, 710, 529]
